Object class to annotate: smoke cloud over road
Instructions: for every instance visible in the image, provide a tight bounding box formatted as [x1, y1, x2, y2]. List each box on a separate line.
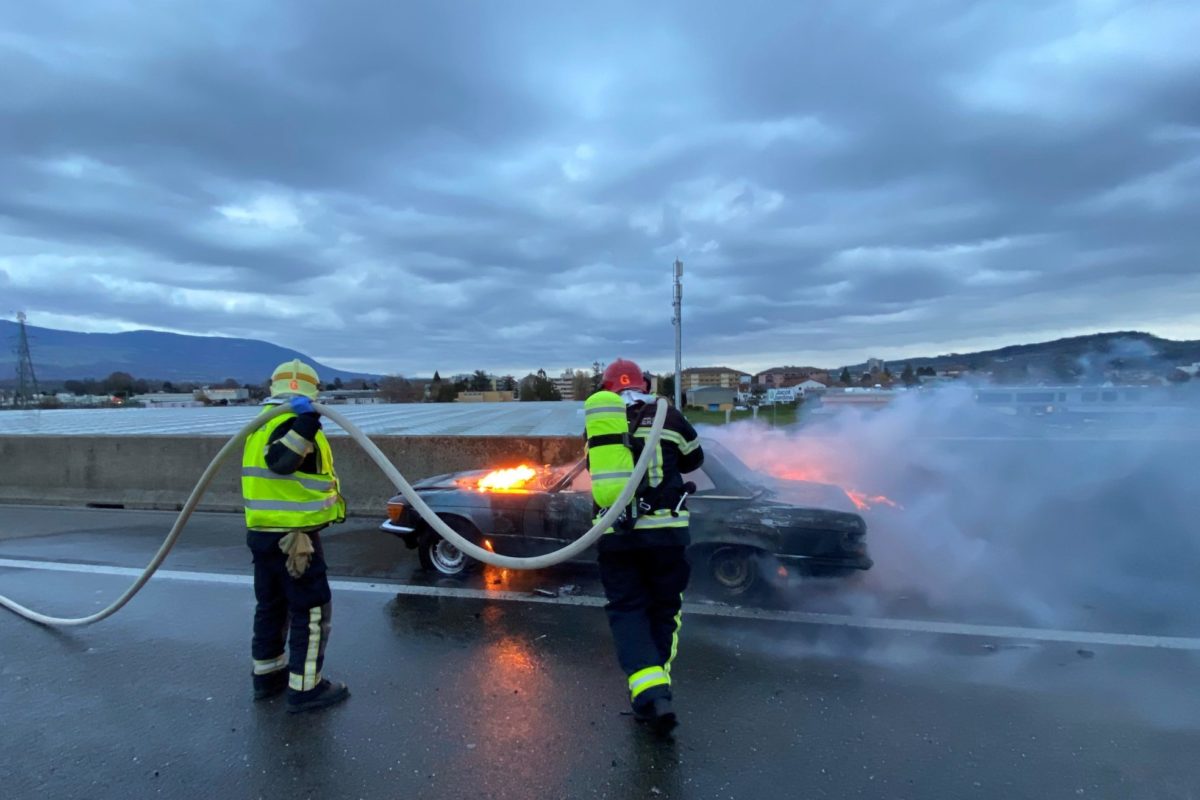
[704, 387, 1199, 636]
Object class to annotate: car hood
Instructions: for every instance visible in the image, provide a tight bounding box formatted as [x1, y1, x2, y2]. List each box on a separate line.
[411, 470, 487, 490]
[714, 496, 867, 537]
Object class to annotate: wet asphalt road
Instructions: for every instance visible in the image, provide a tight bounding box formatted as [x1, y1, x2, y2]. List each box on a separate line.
[2, 505, 1199, 800]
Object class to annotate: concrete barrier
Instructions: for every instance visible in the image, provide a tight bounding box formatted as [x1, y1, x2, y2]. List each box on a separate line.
[0, 435, 585, 515]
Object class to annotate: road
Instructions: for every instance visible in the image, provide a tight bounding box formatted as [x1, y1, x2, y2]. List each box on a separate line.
[2, 505, 1198, 799]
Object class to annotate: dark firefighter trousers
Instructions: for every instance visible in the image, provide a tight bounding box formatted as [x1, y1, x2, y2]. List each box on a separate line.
[247, 530, 332, 693]
[597, 544, 690, 709]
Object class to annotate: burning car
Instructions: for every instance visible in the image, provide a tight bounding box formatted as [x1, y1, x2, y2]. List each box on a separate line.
[380, 438, 872, 601]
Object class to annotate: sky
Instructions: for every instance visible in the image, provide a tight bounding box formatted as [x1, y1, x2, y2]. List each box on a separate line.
[2, 0, 1199, 377]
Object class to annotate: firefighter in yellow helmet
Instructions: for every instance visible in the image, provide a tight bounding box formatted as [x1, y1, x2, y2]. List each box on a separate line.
[585, 358, 703, 734]
[242, 359, 349, 713]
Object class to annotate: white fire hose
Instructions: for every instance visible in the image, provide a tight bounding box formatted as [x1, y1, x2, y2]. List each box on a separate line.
[0, 398, 668, 627]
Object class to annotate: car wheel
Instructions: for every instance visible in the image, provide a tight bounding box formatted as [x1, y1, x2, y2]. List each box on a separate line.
[705, 545, 766, 600]
[417, 518, 481, 578]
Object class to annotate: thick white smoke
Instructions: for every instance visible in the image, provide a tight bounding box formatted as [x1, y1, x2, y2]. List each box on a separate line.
[702, 385, 1199, 635]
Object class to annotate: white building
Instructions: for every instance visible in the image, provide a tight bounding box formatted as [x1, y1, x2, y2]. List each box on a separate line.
[139, 392, 202, 408]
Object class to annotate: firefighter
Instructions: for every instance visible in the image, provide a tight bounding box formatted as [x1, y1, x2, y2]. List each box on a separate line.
[242, 359, 350, 713]
[586, 358, 703, 734]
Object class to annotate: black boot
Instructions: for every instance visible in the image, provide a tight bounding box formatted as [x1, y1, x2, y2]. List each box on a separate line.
[253, 670, 287, 701]
[286, 678, 350, 714]
[634, 697, 678, 735]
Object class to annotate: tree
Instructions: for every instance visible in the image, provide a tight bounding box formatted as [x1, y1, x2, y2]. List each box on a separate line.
[497, 375, 517, 392]
[658, 373, 675, 401]
[63, 379, 86, 396]
[103, 371, 135, 397]
[571, 370, 592, 400]
[882, 367, 894, 384]
[917, 366, 936, 377]
[470, 370, 492, 391]
[519, 372, 562, 401]
[162, 381, 176, 393]
[839, 367, 852, 386]
[221, 377, 240, 389]
[333, 377, 344, 390]
[379, 375, 415, 403]
[901, 364, 918, 387]
[436, 382, 459, 402]
[591, 361, 605, 392]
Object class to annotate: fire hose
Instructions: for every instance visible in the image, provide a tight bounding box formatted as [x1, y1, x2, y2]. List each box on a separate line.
[0, 398, 668, 627]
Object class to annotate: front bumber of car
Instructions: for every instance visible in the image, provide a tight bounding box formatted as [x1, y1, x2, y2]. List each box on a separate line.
[692, 502, 871, 602]
[379, 471, 489, 549]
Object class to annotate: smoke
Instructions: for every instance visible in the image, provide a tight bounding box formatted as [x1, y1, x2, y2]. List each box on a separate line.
[702, 386, 1200, 635]
[1074, 335, 1162, 383]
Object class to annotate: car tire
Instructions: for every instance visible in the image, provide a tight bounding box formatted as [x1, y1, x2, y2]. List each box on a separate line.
[417, 518, 481, 578]
[701, 545, 771, 603]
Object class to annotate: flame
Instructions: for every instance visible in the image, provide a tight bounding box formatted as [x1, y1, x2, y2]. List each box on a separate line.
[477, 465, 538, 492]
[844, 490, 902, 512]
[757, 465, 902, 512]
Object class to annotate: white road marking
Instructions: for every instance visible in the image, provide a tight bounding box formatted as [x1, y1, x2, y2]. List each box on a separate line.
[2, 557, 1199, 651]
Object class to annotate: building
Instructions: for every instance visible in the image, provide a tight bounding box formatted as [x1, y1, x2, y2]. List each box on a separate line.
[754, 366, 817, 388]
[196, 387, 251, 405]
[682, 367, 751, 390]
[456, 390, 516, 403]
[138, 392, 202, 408]
[866, 358, 886, 373]
[551, 369, 579, 401]
[797, 379, 828, 395]
[318, 389, 383, 406]
[686, 386, 737, 410]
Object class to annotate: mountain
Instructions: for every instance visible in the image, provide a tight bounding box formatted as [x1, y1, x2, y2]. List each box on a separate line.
[845, 331, 1200, 381]
[0, 321, 383, 385]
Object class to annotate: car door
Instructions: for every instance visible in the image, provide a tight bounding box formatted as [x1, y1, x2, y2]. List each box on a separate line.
[543, 462, 599, 557]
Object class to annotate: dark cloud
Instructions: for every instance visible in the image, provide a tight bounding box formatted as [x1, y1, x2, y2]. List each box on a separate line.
[2, 0, 1199, 376]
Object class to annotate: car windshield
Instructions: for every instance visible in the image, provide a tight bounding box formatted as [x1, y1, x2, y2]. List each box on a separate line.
[699, 438, 770, 491]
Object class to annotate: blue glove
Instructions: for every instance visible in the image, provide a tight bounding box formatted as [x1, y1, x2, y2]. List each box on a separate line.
[289, 396, 316, 415]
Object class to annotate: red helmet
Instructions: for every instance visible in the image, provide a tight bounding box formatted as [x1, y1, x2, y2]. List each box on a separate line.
[602, 359, 647, 393]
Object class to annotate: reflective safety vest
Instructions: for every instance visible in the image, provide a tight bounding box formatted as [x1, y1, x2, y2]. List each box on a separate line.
[584, 391, 636, 510]
[242, 409, 345, 531]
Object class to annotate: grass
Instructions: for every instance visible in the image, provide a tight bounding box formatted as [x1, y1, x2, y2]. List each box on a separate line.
[684, 403, 801, 427]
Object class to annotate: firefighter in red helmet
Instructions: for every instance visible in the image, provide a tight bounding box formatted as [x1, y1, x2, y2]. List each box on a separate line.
[586, 358, 703, 734]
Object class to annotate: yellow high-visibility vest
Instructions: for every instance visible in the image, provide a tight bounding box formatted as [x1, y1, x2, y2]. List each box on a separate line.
[242, 409, 345, 531]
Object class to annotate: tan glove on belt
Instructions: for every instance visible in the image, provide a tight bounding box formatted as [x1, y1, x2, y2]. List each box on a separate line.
[278, 531, 315, 579]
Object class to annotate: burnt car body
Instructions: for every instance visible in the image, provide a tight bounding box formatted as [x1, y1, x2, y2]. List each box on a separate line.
[380, 438, 872, 600]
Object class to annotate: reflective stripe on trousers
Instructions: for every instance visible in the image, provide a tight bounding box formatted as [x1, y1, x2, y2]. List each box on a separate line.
[288, 606, 324, 692]
[628, 665, 671, 700]
[253, 654, 287, 675]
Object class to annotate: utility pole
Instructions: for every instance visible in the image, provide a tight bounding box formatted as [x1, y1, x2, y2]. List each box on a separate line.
[14, 311, 40, 409]
[672, 259, 683, 408]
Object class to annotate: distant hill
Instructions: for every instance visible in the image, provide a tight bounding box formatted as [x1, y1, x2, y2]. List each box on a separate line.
[0, 320, 383, 385]
[844, 331, 1200, 381]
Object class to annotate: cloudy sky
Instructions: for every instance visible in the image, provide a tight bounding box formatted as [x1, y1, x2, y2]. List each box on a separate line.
[2, 0, 1198, 376]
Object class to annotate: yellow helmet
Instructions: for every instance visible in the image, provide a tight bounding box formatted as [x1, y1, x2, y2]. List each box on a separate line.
[270, 359, 321, 400]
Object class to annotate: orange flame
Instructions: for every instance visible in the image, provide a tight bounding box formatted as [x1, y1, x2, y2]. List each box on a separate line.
[844, 490, 902, 512]
[757, 465, 902, 512]
[477, 465, 538, 492]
